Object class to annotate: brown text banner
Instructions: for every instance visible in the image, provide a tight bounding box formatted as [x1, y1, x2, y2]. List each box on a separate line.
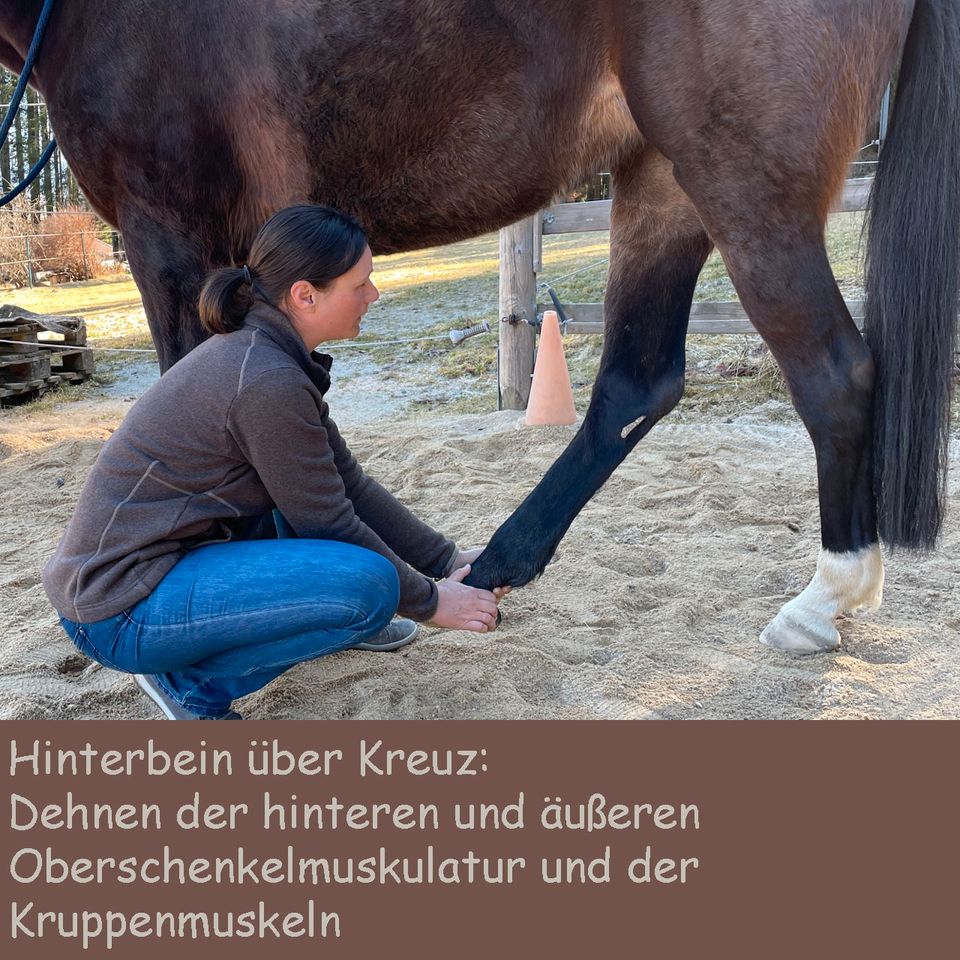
[1, 721, 956, 958]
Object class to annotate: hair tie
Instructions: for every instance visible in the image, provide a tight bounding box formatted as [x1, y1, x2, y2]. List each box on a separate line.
[242, 264, 253, 286]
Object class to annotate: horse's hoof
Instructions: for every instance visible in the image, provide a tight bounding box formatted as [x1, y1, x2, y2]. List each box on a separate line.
[463, 537, 551, 591]
[759, 611, 840, 655]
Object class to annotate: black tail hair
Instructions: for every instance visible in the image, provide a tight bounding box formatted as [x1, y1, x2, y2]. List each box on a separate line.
[864, 0, 960, 549]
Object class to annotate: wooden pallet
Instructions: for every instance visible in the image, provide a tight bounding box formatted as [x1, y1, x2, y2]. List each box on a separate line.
[0, 305, 95, 405]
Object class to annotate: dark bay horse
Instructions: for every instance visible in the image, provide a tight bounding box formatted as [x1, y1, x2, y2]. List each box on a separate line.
[2, 1, 957, 652]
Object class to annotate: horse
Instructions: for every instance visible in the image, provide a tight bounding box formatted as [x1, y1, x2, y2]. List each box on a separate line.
[1, 1, 957, 653]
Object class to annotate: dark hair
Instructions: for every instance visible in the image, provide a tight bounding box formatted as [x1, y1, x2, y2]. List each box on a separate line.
[199, 204, 368, 335]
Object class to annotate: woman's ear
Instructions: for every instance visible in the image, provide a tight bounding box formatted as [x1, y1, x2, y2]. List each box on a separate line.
[287, 280, 317, 310]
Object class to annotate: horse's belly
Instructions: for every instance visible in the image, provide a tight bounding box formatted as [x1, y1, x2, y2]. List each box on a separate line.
[304, 57, 641, 253]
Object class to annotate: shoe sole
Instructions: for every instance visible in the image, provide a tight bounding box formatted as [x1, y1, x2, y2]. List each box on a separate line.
[134, 674, 180, 719]
[134, 675, 240, 719]
[353, 632, 419, 652]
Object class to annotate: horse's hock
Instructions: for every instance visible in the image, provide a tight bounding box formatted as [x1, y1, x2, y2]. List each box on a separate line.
[0, 305, 95, 406]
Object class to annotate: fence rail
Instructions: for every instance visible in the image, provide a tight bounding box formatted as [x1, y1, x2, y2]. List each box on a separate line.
[538, 178, 874, 237]
[554, 300, 867, 336]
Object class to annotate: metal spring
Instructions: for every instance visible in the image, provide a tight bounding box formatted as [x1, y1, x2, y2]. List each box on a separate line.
[449, 321, 491, 345]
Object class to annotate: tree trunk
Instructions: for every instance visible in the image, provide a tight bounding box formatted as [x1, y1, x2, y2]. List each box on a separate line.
[0, 72, 12, 190]
[14, 96, 24, 183]
[26, 87, 39, 204]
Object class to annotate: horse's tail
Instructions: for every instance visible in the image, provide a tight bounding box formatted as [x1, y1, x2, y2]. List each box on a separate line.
[864, 0, 960, 550]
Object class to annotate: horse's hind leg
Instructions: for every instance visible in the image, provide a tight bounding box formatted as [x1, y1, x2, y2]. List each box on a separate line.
[467, 148, 712, 588]
[677, 178, 883, 653]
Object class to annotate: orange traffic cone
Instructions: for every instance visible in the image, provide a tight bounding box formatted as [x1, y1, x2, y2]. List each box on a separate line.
[525, 310, 576, 426]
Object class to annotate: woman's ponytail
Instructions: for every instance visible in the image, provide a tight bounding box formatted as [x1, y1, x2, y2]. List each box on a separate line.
[198, 266, 255, 335]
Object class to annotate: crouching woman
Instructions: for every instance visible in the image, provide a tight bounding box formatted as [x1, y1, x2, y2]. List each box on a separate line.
[43, 204, 505, 719]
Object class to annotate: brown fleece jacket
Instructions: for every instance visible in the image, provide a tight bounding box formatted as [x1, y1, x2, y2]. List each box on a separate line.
[42, 303, 457, 623]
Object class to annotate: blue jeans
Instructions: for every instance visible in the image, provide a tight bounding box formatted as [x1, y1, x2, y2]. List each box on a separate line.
[58, 532, 400, 717]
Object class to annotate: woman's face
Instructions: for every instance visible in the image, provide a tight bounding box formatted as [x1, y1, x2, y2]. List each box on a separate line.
[285, 246, 379, 348]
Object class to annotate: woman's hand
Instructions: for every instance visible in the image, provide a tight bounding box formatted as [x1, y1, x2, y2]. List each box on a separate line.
[429, 564, 501, 632]
[451, 546, 513, 602]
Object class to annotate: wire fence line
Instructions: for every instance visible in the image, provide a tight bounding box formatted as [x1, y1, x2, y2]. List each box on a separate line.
[0, 216, 126, 286]
[0, 229, 125, 262]
[0, 253, 127, 270]
[0, 229, 116, 240]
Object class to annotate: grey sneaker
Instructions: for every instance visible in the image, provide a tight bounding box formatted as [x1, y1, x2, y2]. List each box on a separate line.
[353, 618, 420, 652]
[134, 674, 242, 720]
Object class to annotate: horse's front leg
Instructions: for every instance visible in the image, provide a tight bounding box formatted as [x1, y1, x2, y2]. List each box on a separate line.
[466, 149, 712, 590]
[118, 207, 214, 372]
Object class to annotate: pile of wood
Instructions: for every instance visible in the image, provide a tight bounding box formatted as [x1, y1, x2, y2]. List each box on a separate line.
[0, 305, 95, 405]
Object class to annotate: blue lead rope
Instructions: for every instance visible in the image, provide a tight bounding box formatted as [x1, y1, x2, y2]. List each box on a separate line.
[0, 0, 59, 207]
[0, 139, 57, 205]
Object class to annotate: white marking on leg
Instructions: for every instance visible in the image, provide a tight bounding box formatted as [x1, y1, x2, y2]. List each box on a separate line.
[760, 545, 884, 654]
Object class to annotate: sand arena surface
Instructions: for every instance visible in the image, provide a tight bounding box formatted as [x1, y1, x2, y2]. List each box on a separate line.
[1, 400, 958, 720]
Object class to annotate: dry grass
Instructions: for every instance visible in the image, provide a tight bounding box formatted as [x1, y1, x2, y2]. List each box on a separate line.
[0, 197, 37, 287]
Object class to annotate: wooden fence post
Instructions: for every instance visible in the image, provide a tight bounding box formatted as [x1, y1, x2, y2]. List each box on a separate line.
[498, 214, 538, 410]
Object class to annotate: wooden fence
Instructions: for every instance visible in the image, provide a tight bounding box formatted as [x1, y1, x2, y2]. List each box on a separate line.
[497, 178, 874, 410]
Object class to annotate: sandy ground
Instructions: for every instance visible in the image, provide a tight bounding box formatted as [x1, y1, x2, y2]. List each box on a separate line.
[2, 387, 958, 720]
